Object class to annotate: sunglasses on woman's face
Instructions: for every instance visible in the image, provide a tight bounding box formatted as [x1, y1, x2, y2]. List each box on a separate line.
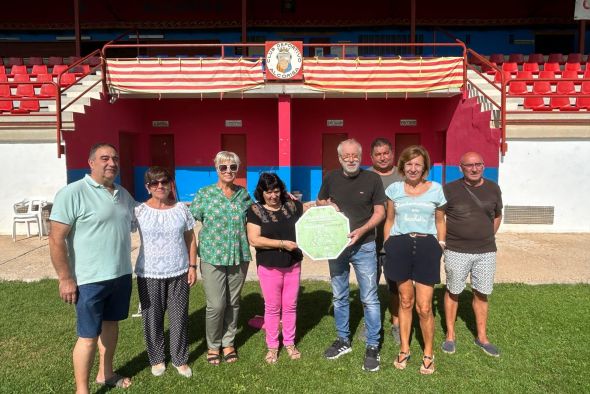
[218, 164, 238, 173]
[146, 179, 170, 188]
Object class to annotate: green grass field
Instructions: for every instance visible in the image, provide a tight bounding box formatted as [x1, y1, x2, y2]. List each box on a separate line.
[0, 280, 588, 393]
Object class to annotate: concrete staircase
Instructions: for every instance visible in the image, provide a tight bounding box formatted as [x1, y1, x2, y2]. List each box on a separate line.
[0, 73, 103, 143]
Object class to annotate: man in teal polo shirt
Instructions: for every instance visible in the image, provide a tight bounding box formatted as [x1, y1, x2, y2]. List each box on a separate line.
[49, 143, 136, 392]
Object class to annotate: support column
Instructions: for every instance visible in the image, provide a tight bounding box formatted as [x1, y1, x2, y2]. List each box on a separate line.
[241, 0, 248, 56]
[278, 95, 292, 191]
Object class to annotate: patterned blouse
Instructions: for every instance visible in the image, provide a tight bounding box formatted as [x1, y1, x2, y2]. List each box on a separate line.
[189, 184, 252, 266]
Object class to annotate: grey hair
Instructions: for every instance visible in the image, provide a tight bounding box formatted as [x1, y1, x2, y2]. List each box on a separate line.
[88, 143, 117, 160]
[214, 151, 241, 167]
[337, 138, 362, 157]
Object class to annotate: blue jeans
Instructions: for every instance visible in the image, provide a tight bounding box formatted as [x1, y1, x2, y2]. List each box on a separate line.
[329, 241, 381, 347]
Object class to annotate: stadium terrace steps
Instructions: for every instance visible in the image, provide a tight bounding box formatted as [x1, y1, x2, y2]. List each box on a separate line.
[466, 69, 590, 139]
[0, 74, 101, 142]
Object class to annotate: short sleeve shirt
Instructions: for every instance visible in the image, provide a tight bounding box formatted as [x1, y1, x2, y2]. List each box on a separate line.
[444, 178, 503, 253]
[49, 175, 136, 285]
[135, 202, 195, 278]
[247, 200, 304, 268]
[189, 184, 252, 266]
[318, 169, 386, 245]
[385, 181, 446, 236]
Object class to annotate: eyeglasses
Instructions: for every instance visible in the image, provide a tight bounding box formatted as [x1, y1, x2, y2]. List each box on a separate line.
[340, 155, 360, 162]
[461, 162, 484, 169]
[218, 164, 238, 173]
[146, 179, 170, 188]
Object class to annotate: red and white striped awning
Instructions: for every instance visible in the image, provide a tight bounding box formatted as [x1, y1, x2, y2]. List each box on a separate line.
[106, 58, 265, 94]
[303, 57, 464, 93]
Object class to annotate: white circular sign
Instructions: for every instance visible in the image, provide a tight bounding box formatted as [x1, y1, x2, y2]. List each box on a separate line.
[266, 42, 303, 80]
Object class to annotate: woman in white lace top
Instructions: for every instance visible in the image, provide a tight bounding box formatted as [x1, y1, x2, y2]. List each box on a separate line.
[135, 167, 197, 378]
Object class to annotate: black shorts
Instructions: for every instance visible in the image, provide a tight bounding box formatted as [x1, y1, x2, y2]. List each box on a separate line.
[383, 234, 442, 285]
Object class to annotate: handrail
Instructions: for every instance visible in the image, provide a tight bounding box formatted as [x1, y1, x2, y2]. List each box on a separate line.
[465, 48, 507, 156]
[0, 80, 59, 126]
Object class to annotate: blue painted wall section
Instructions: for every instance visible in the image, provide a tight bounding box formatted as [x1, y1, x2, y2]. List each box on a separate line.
[67, 165, 500, 204]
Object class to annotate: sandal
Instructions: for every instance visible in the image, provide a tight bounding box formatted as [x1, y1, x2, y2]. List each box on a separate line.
[96, 373, 132, 388]
[223, 347, 239, 363]
[393, 351, 411, 370]
[285, 345, 301, 360]
[420, 355, 435, 375]
[265, 348, 279, 364]
[206, 350, 222, 366]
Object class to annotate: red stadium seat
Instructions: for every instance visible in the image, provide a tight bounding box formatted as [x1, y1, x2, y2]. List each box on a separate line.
[7, 57, 24, 66]
[527, 53, 545, 64]
[71, 64, 90, 75]
[547, 53, 565, 64]
[576, 82, 590, 110]
[508, 53, 525, 64]
[10, 65, 28, 76]
[564, 62, 581, 73]
[584, 69, 590, 79]
[543, 62, 561, 74]
[523, 81, 551, 110]
[508, 79, 527, 95]
[36, 73, 53, 83]
[14, 74, 31, 83]
[494, 70, 512, 83]
[0, 74, 7, 82]
[0, 65, 5, 74]
[566, 53, 584, 64]
[27, 57, 44, 66]
[59, 72, 77, 87]
[65, 56, 81, 65]
[516, 70, 533, 85]
[14, 83, 34, 98]
[12, 98, 40, 113]
[551, 79, 577, 110]
[38, 81, 57, 98]
[561, 70, 579, 82]
[522, 62, 540, 74]
[502, 62, 518, 74]
[538, 70, 555, 81]
[489, 53, 504, 65]
[48, 56, 64, 66]
[0, 84, 13, 112]
[31, 64, 48, 76]
[86, 56, 101, 67]
[52, 64, 68, 76]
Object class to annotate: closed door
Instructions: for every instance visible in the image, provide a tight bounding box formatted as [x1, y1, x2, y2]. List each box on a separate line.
[394, 133, 421, 161]
[149, 134, 175, 174]
[322, 133, 348, 177]
[221, 134, 247, 187]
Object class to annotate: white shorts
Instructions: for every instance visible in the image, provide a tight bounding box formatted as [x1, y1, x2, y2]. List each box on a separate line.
[444, 250, 496, 295]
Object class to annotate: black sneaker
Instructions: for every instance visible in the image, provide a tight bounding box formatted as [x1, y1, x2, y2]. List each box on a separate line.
[362, 345, 380, 372]
[324, 338, 352, 359]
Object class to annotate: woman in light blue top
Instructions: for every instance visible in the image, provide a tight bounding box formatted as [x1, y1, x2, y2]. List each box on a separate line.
[383, 145, 446, 375]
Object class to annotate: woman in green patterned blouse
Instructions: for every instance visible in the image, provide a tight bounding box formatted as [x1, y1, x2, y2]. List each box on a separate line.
[189, 151, 252, 365]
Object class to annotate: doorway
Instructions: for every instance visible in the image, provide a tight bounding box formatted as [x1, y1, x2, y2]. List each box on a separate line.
[394, 133, 421, 161]
[149, 134, 175, 173]
[322, 133, 348, 177]
[221, 134, 247, 187]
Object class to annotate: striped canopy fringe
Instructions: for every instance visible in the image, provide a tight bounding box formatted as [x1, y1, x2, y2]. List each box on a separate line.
[303, 57, 464, 93]
[106, 58, 265, 94]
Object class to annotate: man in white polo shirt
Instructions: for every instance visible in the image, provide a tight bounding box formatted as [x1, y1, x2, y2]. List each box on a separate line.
[49, 143, 136, 392]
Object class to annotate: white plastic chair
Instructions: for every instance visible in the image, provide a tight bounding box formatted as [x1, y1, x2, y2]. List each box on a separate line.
[12, 199, 46, 241]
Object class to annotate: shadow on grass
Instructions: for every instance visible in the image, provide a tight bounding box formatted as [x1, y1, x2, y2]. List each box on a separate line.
[435, 287, 478, 339]
[297, 286, 333, 342]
